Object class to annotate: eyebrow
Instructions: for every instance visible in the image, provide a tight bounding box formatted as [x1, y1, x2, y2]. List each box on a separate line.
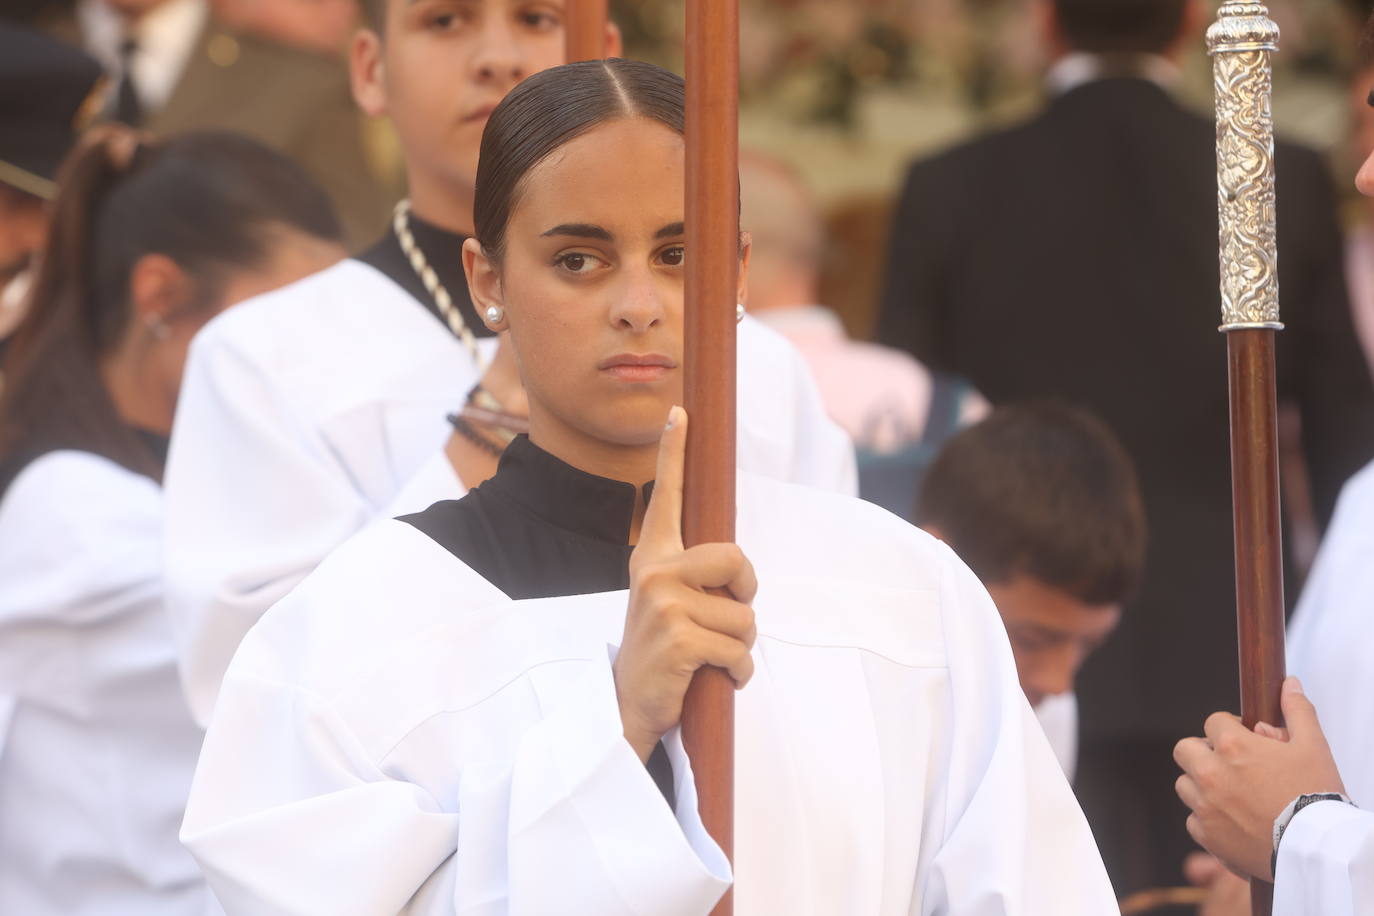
[539, 222, 686, 241]
[541, 223, 613, 241]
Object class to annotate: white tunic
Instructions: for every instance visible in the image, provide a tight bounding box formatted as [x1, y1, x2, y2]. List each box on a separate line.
[164, 259, 857, 725]
[182, 473, 1116, 914]
[1280, 460, 1374, 914]
[0, 452, 212, 915]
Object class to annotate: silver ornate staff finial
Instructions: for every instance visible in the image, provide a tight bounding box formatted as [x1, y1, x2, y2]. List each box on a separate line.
[1208, 1, 1282, 331]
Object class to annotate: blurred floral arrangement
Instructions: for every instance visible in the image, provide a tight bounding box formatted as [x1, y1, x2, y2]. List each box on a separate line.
[616, 0, 1365, 133]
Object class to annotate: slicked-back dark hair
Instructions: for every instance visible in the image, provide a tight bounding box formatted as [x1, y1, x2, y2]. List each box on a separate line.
[0, 128, 342, 487]
[916, 401, 1147, 605]
[473, 58, 685, 261]
[1053, 0, 1190, 55]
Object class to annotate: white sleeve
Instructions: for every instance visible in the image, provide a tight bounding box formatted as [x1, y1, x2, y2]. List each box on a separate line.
[782, 339, 858, 496]
[1274, 801, 1374, 916]
[919, 546, 1116, 914]
[163, 331, 376, 726]
[736, 316, 857, 496]
[183, 668, 731, 915]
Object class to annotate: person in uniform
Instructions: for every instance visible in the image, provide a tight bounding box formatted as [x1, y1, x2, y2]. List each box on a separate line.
[181, 59, 1116, 915]
[0, 22, 104, 349]
[162, 0, 856, 727]
[0, 128, 344, 914]
[75, 0, 392, 243]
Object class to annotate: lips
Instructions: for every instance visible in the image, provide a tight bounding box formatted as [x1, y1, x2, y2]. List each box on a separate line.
[462, 104, 497, 124]
[598, 353, 678, 383]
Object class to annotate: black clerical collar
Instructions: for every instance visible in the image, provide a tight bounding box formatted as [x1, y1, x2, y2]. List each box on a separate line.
[353, 211, 495, 342]
[485, 435, 652, 546]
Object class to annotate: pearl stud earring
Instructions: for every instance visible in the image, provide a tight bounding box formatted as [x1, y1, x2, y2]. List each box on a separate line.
[485, 305, 505, 326]
[736, 303, 746, 324]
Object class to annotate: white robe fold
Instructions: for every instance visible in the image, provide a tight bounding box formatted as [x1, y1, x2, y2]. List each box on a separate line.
[182, 473, 1115, 914]
[1280, 461, 1374, 914]
[0, 452, 212, 915]
[164, 260, 857, 725]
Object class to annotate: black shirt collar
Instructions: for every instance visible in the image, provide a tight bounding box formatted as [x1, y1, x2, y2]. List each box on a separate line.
[485, 435, 652, 546]
[353, 211, 494, 342]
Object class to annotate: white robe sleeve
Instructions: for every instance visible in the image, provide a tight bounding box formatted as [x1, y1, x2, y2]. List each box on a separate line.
[163, 330, 379, 725]
[736, 316, 857, 497]
[1274, 801, 1374, 916]
[182, 561, 730, 916]
[919, 544, 1117, 914]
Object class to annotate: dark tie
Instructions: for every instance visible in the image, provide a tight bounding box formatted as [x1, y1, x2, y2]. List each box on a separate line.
[114, 37, 142, 126]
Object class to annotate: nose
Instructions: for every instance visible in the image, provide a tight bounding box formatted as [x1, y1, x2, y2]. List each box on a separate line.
[609, 270, 667, 334]
[1357, 147, 1374, 198]
[471, 15, 526, 86]
[1023, 651, 1078, 708]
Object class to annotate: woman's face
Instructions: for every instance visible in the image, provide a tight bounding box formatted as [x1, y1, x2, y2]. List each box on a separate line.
[469, 117, 727, 460]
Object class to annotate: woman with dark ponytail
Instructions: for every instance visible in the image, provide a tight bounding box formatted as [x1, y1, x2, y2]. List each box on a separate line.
[0, 126, 344, 914]
[183, 60, 1114, 914]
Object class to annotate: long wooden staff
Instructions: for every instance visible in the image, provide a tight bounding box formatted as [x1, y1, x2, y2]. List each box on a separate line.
[1208, 5, 1287, 913]
[682, 0, 740, 911]
[564, 0, 608, 62]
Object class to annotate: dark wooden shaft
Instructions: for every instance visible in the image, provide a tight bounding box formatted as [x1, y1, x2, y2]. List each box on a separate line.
[1226, 328, 1287, 916]
[564, 0, 607, 62]
[682, 0, 739, 911]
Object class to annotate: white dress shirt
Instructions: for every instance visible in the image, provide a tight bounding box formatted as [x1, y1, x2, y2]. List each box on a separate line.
[79, 0, 208, 116]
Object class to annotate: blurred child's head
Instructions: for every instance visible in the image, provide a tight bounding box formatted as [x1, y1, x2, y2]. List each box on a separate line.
[917, 401, 1145, 708]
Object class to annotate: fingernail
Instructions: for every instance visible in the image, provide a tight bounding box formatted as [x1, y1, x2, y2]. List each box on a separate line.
[1284, 676, 1304, 695]
[665, 406, 682, 430]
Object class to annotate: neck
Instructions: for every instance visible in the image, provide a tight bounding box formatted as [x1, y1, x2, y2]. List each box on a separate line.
[100, 342, 173, 435]
[526, 408, 659, 544]
[406, 167, 477, 237]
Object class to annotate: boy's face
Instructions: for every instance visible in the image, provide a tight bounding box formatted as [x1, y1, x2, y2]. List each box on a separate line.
[983, 575, 1120, 709]
[353, 0, 619, 206]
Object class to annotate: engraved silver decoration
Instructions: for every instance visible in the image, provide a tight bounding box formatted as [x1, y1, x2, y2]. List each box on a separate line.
[1208, 2, 1283, 331]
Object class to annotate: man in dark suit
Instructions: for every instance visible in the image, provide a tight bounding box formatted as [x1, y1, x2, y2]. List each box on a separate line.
[876, 0, 1374, 896]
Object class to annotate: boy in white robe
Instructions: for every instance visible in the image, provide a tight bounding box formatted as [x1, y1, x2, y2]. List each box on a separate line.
[915, 402, 1146, 782]
[163, 0, 855, 726]
[183, 58, 1116, 916]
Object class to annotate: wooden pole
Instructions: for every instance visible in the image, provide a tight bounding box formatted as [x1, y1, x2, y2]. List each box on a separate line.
[564, 0, 607, 62]
[1208, 5, 1287, 913]
[682, 0, 739, 911]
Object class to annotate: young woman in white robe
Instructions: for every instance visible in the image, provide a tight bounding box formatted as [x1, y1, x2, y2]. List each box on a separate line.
[162, 0, 856, 728]
[0, 128, 345, 915]
[182, 60, 1116, 915]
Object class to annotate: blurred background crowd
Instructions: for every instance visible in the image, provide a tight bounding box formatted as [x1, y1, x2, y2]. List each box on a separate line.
[4, 1, 1374, 913]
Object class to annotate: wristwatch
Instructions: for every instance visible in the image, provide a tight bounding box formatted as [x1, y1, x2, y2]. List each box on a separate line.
[1271, 792, 1356, 877]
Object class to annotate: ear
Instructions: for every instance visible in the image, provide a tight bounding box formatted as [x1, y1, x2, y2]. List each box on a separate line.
[350, 27, 388, 118]
[128, 253, 193, 329]
[735, 230, 752, 309]
[463, 238, 509, 332]
[604, 22, 624, 58]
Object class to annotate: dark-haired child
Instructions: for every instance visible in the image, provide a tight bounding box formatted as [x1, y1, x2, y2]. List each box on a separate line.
[182, 59, 1115, 915]
[917, 401, 1146, 779]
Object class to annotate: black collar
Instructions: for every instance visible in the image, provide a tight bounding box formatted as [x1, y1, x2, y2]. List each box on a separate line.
[482, 435, 653, 546]
[353, 211, 494, 341]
